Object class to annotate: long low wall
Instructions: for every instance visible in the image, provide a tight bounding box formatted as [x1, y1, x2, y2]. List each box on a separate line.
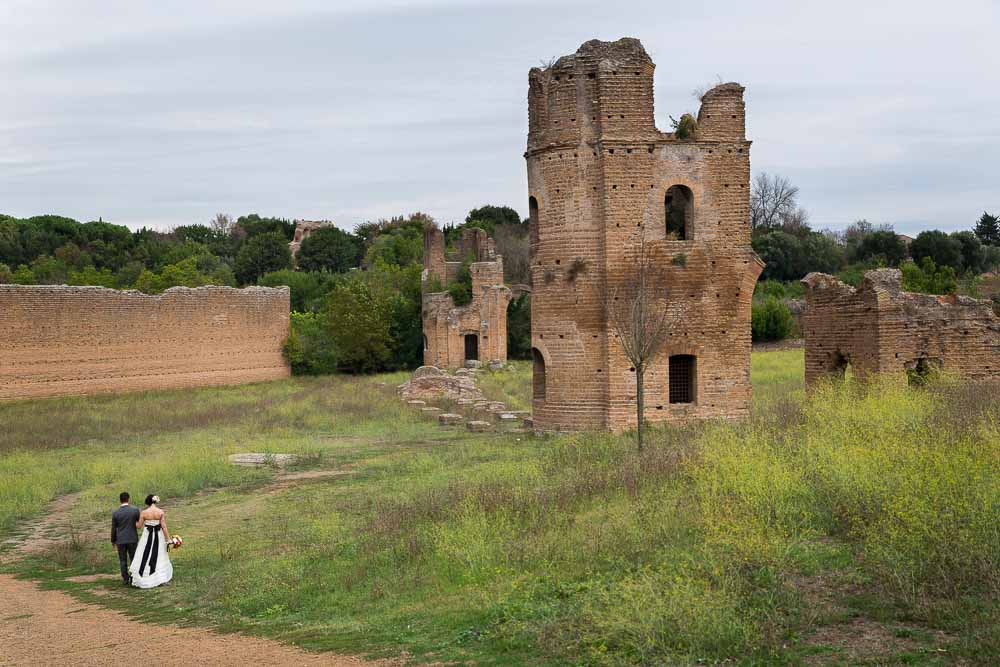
[0, 285, 291, 400]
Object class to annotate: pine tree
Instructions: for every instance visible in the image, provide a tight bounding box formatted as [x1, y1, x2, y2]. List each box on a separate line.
[974, 212, 999, 246]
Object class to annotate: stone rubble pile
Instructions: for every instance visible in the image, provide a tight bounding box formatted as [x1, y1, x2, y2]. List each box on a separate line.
[397, 365, 532, 431]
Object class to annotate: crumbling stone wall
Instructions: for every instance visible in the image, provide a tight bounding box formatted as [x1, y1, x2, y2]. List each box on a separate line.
[0, 285, 290, 400]
[525, 37, 763, 432]
[802, 269, 1000, 386]
[422, 227, 511, 368]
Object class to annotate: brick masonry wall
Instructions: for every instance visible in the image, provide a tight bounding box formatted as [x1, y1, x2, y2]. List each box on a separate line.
[802, 269, 1000, 386]
[0, 285, 291, 400]
[526, 37, 763, 432]
[422, 227, 511, 368]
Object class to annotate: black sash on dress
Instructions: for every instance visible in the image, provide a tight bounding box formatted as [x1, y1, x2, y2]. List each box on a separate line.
[138, 524, 161, 576]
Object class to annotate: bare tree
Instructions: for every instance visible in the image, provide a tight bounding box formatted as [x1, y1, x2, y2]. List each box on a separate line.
[492, 223, 530, 285]
[780, 206, 811, 237]
[750, 173, 801, 234]
[606, 239, 679, 451]
[210, 213, 234, 235]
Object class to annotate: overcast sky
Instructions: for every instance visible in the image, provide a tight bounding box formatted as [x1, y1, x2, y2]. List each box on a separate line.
[2, 0, 997, 236]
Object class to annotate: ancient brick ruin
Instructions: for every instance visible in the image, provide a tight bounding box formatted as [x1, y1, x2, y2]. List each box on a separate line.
[421, 226, 511, 369]
[289, 220, 327, 256]
[0, 285, 290, 400]
[802, 269, 1000, 386]
[526, 38, 763, 432]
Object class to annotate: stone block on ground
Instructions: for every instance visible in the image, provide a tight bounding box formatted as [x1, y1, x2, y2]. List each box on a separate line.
[522, 417, 534, 429]
[421, 406, 441, 414]
[496, 413, 520, 425]
[466, 420, 492, 432]
[438, 413, 463, 425]
[228, 453, 298, 467]
[406, 400, 426, 407]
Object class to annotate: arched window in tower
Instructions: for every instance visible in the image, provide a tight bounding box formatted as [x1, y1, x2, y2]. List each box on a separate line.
[664, 185, 693, 240]
[528, 196, 540, 247]
[532, 347, 546, 401]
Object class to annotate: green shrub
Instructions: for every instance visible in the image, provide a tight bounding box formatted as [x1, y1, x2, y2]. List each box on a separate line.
[506, 293, 531, 360]
[234, 232, 292, 285]
[296, 225, 360, 273]
[670, 113, 698, 140]
[751, 297, 794, 342]
[325, 274, 395, 373]
[68, 266, 117, 288]
[283, 311, 338, 375]
[424, 275, 444, 293]
[754, 279, 804, 301]
[258, 269, 337, 312]
[836, 263, 867, 287]
[447, 262, 473, 306]
[12, 264, 34, 284]
[900, 257, 957, 295]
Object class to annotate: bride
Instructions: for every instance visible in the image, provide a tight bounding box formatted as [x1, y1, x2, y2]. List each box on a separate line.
[129, 494, 173, 588]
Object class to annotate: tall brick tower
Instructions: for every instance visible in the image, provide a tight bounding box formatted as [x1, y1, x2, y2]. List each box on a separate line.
[525, 38, 763, 432]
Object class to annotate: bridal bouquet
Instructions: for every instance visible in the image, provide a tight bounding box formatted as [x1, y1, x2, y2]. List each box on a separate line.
[167, 535, 183, 550]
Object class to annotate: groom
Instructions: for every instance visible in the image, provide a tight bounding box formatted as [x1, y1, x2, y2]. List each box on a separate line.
[110, 492, 140, 586]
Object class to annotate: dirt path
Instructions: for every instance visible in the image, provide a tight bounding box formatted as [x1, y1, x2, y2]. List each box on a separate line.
[0, 574, 389, 666]
[0, 492, 83, 565]
[0, 468, 390, 667]
[0, 469, 352, 565]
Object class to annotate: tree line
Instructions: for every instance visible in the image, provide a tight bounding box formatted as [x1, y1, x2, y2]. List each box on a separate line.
[750, 173, 1000, 296]
[0, 206, 531, 374]
[4, 184, 995, 372]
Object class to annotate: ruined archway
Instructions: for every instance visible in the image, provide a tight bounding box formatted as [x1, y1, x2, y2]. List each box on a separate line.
[532, 347, 546, 401]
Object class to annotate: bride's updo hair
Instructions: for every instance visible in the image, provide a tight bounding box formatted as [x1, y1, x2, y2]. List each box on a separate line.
[144, 494, 156, 507]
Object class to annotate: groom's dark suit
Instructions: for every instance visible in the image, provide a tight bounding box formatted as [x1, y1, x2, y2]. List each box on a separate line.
[111, 503, 141, 583]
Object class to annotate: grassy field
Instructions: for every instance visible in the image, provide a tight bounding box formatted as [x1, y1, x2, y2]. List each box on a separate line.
[2, 349, 1000, 665]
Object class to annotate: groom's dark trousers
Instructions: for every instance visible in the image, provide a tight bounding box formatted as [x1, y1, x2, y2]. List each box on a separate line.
[111, 504, 141, 583]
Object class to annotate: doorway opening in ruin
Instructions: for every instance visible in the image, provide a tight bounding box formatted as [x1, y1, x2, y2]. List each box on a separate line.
[464, 334, 479, 362]
[532, 348, 546, 400]
[668, 354, 696, 404]
[665, 185, 693, 240]
[528, 196, 540, 247]
[829, 351, 853, 381]
[906, 357, 942, 386]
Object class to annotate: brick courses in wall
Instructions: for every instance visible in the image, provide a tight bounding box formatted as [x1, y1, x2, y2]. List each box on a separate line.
[0, 285, 291, 400]
[422, 226, 512, 369]
[802, 269, 1000, 386]
[525, 37, 764, 432]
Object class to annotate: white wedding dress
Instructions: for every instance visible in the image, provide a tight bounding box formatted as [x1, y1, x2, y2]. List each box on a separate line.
[129, 520, 173, 588]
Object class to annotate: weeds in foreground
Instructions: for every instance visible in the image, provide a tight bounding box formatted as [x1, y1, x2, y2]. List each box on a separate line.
[4, 353, 999, 664]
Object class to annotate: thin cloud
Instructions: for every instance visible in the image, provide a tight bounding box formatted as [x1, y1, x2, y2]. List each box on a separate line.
[1, 0, 997, 234]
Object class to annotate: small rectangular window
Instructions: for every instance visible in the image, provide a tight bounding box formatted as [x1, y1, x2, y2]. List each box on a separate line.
[669, 355, 696, 404]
